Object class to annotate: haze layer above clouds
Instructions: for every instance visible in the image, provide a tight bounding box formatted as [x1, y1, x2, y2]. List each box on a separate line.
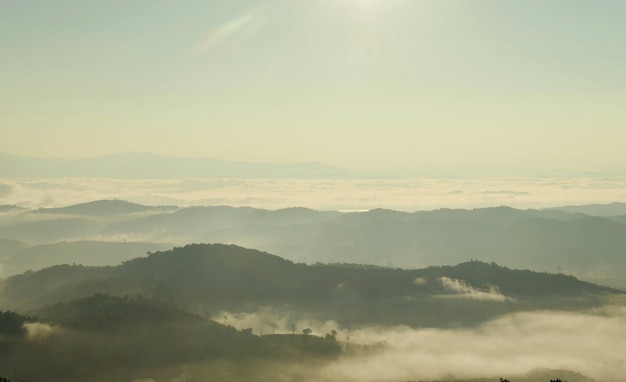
[1, 1, 625, 176]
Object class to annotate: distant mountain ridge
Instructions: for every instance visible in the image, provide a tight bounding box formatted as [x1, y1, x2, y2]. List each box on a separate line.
[0, 243, 619, 382]
[546, 202, 626, 216]
[33, 199, 176, 216]
[2, 200, 626, 289]
[0, 152, 354, 178]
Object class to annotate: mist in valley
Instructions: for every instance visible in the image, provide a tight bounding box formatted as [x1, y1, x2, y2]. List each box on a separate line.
[2, 195, 626, 289]
[4, 298, 625, 382]
[3, 0, 626, 380]
[2, 195, 626, 380]
[1, 240, 624, 381]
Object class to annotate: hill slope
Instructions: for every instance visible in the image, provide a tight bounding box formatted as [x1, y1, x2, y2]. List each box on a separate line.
[3, 201, 625, 286]
[1, 244, 619, 328]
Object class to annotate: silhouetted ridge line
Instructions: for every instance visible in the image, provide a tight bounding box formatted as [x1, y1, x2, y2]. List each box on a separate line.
[2, 244, 621, 326]
[34, 199, 174, 216]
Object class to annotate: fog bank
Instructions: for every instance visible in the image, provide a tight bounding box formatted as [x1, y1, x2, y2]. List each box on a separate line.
[2, 177, 626, 211]
[215, 301, 626, 382]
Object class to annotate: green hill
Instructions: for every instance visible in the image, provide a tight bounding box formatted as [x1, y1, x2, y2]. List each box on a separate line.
[1, 244, 620, 328]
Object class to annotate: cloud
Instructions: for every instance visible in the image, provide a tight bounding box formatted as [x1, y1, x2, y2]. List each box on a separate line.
[482, 190, 530, 195]
[437, 276, 514, 302]
[214, 308, 341, 337]
[0, 182, 13, 198]
[19, 299, 623, 382]
[23, 322, 56, 340]
[413, 277, 428, 285]
[320, 304, 626, 381]
[3, 176, 626, 211]
[195, 300, 626, 381]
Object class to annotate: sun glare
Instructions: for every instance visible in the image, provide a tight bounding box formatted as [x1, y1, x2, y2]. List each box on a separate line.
[341, 0, 384, 11]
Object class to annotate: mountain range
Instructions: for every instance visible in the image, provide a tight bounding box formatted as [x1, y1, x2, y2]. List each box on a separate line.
[1, 244, 619, 325]
[1, 200, 625, 289]
[0, 243, 621, 381]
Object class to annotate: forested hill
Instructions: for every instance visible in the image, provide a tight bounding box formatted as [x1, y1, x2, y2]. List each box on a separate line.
[1, 244, 620, 328]
[4, 201, 626, 286]
[1, 294, 341, 382]
[32, 199, 176, 216]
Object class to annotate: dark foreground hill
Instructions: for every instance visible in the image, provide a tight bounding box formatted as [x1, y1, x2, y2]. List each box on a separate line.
[428, 368, 594, 382]
[0, 244, 619, 382]
[1, 294, 340, 382]
[1, 244, 619, 328]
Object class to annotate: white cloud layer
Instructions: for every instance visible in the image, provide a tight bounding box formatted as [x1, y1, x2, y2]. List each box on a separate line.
[2, 176, 625, 211]
[215, 301, 626, 382]
[438, 276, 514, 302]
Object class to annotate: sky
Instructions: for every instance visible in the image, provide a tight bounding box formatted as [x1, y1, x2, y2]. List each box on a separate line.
[1, 0, 625, 175]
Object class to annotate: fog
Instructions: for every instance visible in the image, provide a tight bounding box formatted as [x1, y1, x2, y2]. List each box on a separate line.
[437, 277, 514, 302]
[2, 178, 626, 381]
[211, 300, 626, 382]
[2, 177, 626, 211]
[2, 1, 624, 380]
[2, 244, 625, 381]
[8, 303, 624, 382]
[326, 309, 625, 382]
[213, 308, 342, 337]
[23, 321, 56, 340]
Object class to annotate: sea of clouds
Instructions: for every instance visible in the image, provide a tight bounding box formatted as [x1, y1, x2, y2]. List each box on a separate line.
[1, 177, 626, 211]
[212, 299, 626, 382]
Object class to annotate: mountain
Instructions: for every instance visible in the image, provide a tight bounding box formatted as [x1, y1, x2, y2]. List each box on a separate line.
[104, 205, 340, 240]
[166, 205, 626, 279]
[0, 309, 29, 337]
[0, 238, 27, 261]
[547, 202, 626, 217]
[1, 293, 340, 382]
[429, 368, 594, 382]
[0, 244, 619, 382]
[0, 200, 176, 244]
[33, 199, 176, 216]
[0, 205, 26, 213]
[0, 152, 353, 178]
[33, 293, 203, 330]
[2, 201, 626, 287]
[1, 244, 619, 327]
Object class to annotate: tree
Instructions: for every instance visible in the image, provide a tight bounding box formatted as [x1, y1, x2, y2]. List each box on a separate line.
[302, 328, 312, 336]
[0, 310, 27, 337]
[325, 329, 338, 341]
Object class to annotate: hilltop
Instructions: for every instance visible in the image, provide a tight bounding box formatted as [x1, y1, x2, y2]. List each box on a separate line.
[2, 201, 626, 290]
[1, 244, 619, 328]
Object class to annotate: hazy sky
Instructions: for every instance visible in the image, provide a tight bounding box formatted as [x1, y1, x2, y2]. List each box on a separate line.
[1, 0, 625, 175]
